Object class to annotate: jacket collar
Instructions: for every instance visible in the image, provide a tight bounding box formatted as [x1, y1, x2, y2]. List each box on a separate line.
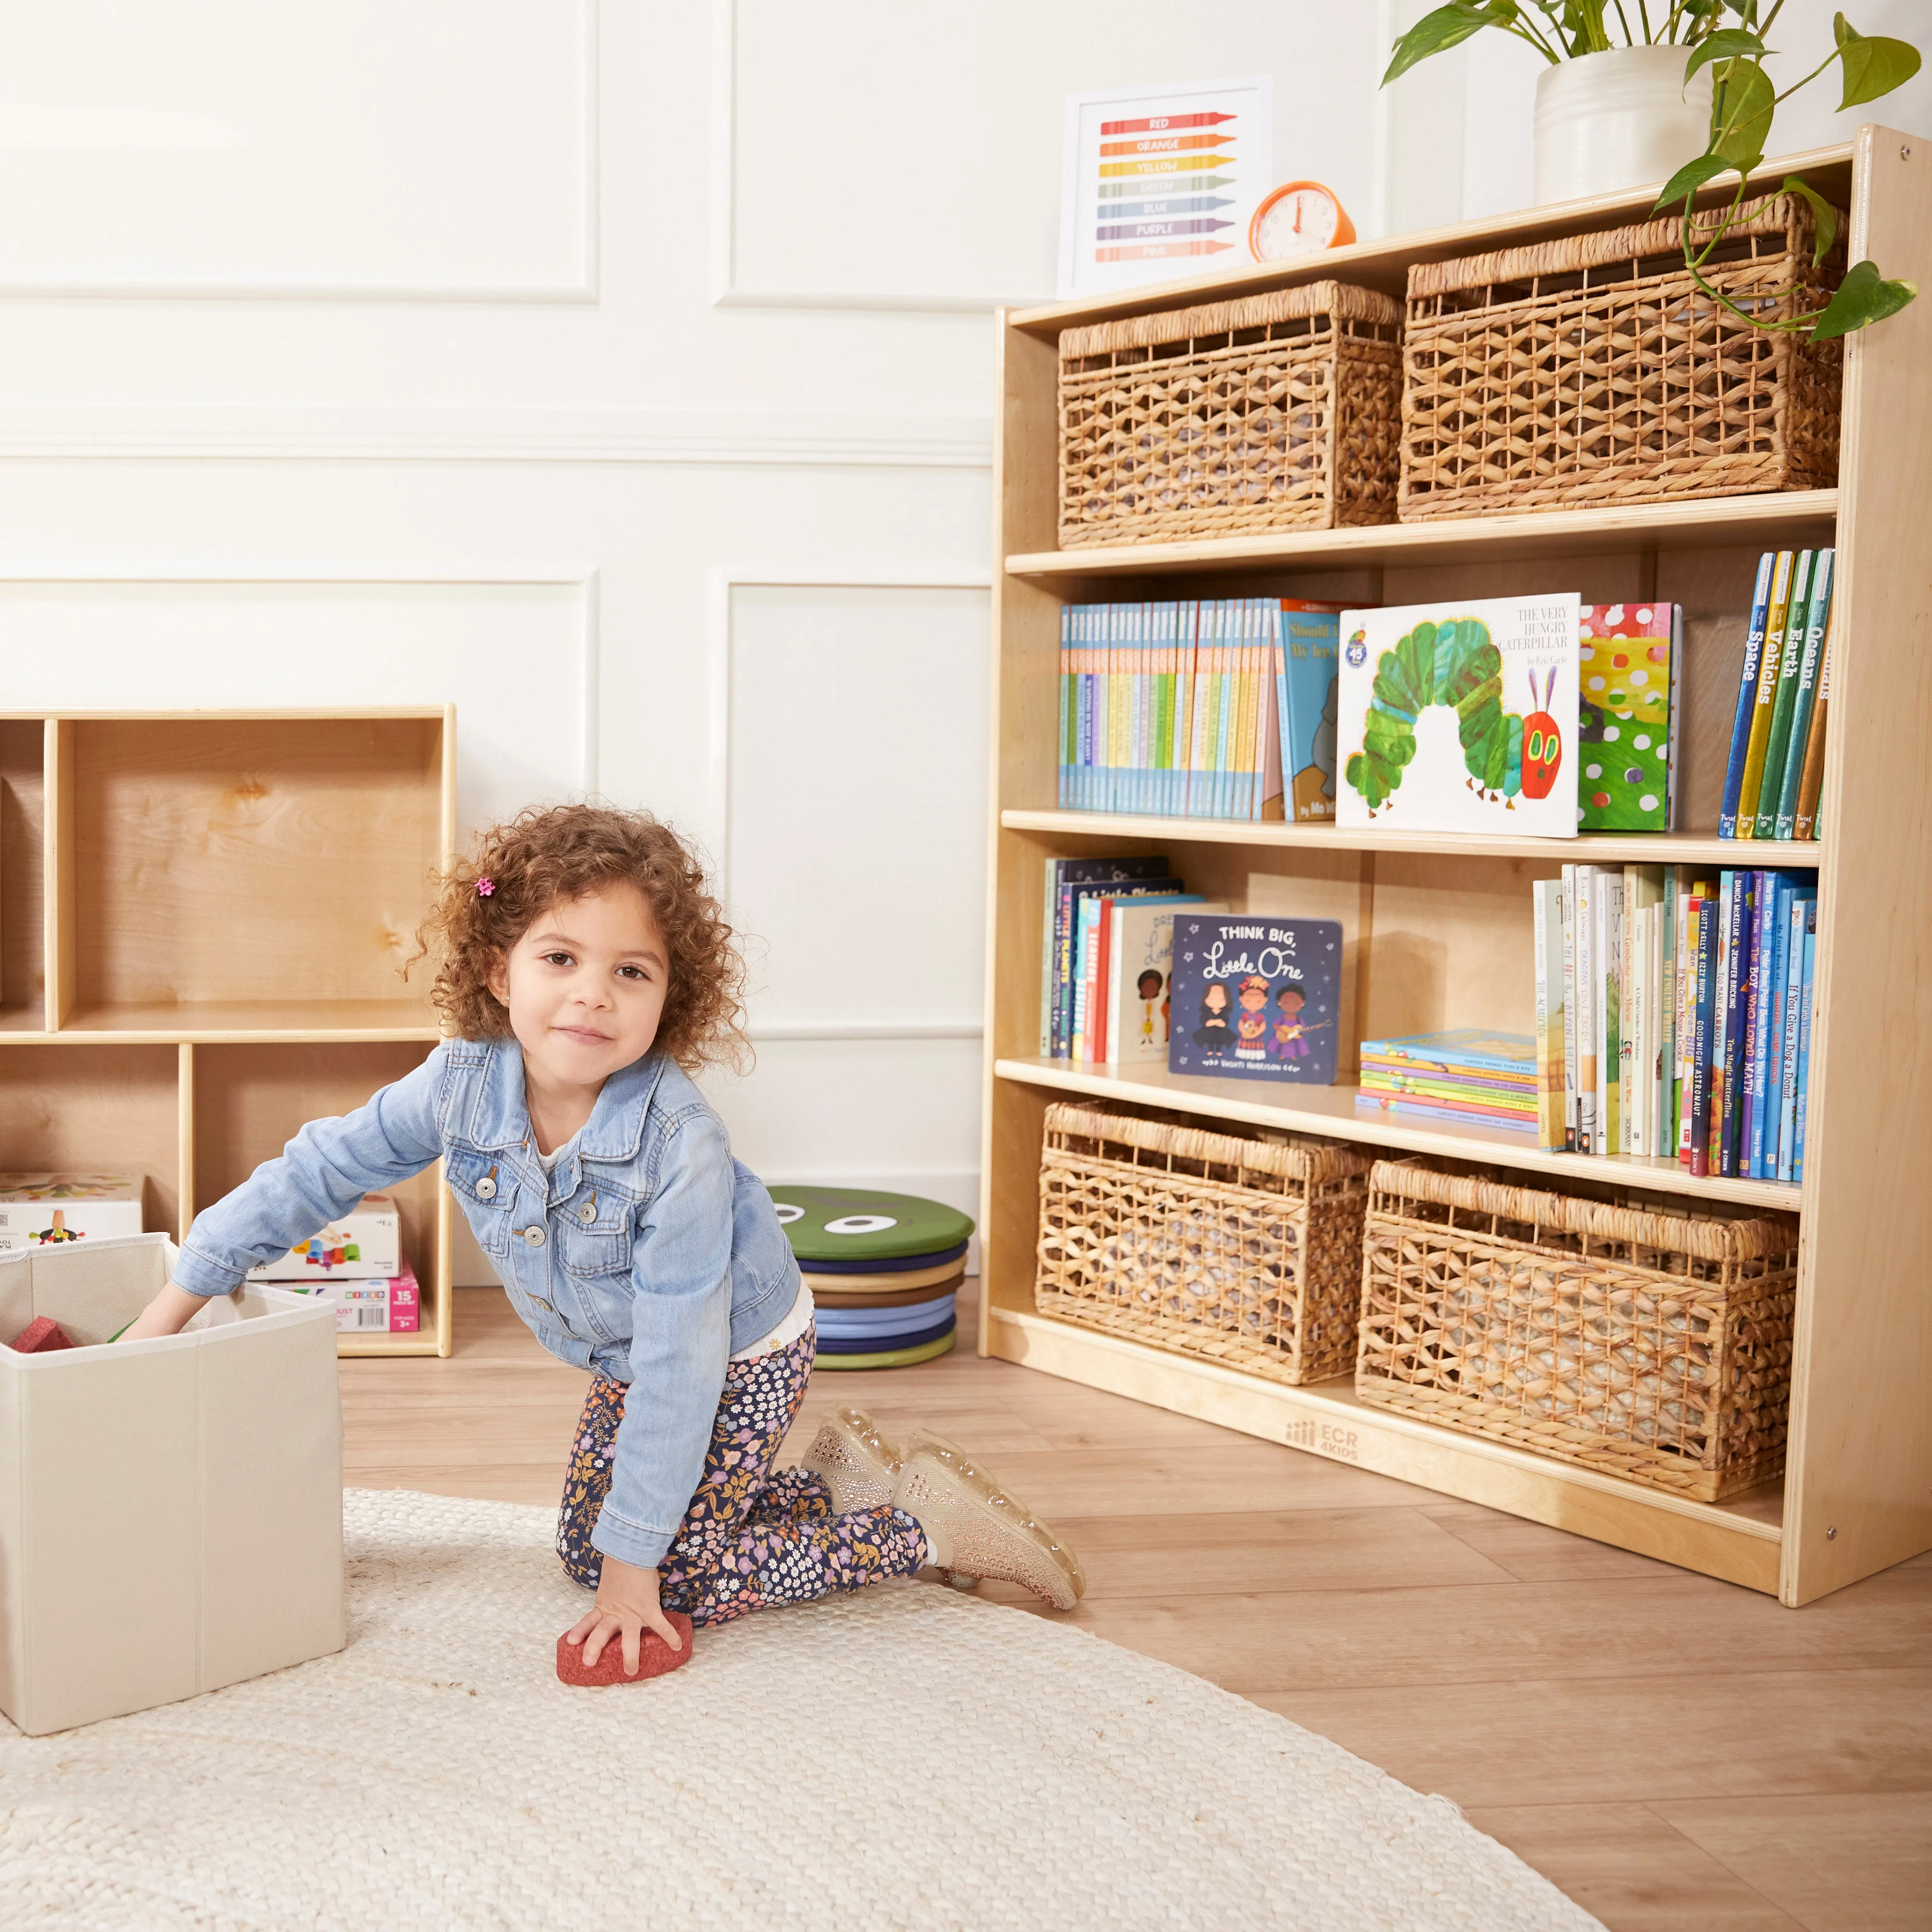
[462, 1036, 667, 1160]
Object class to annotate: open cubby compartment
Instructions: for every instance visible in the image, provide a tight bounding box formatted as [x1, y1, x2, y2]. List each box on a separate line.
[0, 1043, 185, 1240]
[191, 1041, 453, 1357]
[54, 713, 448, 1036]
[0, 720, 46, 1031]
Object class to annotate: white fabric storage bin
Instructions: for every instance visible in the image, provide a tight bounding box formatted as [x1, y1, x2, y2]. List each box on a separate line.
[0, 1233, 344, 1736]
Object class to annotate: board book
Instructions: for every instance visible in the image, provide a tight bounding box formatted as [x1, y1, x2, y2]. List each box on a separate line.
[1166, 914, 1341, 1085]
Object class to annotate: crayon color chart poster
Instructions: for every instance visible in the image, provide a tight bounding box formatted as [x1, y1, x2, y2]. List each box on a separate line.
[1058, 76, 1273, 300]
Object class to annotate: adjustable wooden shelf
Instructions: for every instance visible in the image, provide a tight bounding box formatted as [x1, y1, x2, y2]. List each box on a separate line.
[979, 130, 1932, 1606]
[0, 709, 456, 1356]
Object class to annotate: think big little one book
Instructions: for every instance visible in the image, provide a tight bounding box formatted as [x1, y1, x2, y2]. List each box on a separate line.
[1166, 914, 1342, 1086]
[1338, 595, 1581, 838]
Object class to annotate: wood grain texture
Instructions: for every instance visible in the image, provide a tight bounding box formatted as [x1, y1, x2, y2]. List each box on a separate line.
[0, 720, 43, 1025]
[1783, 129, 1932, 1605]
[70, 716, 441, 1011]
[341, 1285, 1932, 1932]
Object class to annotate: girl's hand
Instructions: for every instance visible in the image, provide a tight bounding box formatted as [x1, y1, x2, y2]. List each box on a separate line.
[566, 1554, 683, 1677]
[122, 1282, 209, 1342]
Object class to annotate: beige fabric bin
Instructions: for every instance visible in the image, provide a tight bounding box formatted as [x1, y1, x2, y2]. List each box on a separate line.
[0, 1233, 344, 1736]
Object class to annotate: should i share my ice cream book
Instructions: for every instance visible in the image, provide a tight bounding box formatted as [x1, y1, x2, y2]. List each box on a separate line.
[1338, 594, 1580, 838]
[1166, 914, 1342, 1086]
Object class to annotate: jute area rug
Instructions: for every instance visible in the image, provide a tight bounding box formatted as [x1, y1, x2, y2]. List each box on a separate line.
[1, 1490, 1600, 1931]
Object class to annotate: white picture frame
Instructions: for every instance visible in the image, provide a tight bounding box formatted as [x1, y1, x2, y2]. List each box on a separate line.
[1058, 74, 1274, 301]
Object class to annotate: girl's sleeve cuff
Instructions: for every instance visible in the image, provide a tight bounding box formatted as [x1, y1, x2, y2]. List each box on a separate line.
[171, 1245, 249, 1298]
[588, 1504, 676, 1573]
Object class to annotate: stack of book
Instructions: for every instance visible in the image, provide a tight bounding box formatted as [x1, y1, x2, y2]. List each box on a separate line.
[1039, 856, 1185, 1061]
[1719, 549, 1834, 841]
[1532, 865, 1818, 1181]
[1056, 598, 1350, 823]
[1356, 1031, 1539, 1134]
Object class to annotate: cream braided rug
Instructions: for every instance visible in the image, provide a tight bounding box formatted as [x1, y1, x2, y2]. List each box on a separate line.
[0, 1490, 1599, 1931]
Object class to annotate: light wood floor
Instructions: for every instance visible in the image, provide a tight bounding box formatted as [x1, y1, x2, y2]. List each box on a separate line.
[343, 1286, 1932, 1932]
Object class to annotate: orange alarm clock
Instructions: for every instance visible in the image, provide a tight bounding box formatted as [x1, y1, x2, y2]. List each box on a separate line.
[1249, 181, 1356, 263]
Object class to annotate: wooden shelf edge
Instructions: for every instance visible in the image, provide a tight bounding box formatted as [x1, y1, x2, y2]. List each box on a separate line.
[994, 1057, 1800, 1212]
[998, 809, 1821, 869]
[1006, 489, 1839, 581]
[986, 1307, 1782, 1593]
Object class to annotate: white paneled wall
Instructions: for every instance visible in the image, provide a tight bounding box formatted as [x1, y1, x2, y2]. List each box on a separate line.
[1, 0, 1919, 1262]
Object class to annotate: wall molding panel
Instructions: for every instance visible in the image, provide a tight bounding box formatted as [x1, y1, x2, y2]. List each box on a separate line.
[0, 407, 991, 469]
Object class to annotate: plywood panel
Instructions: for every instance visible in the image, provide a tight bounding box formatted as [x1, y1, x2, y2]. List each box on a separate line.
[193, 1042, 440, 1281]
[1782, 129, 1932, 1604]
[72, 718, 441, 1012]
[0, 721, 43, 1025]
[0, 1044, 181, 1237]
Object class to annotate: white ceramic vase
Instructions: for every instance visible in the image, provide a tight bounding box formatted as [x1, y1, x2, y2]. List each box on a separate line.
[1533, 44, 1714, 205]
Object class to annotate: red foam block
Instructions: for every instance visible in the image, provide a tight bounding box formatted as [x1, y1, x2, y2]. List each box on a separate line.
[556, 1611, 694, 1687]
[8, 1316, 74, 1354]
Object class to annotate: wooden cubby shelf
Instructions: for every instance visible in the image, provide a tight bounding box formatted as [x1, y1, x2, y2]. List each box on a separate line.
[978, 131, 1932, 1608]
[0, 708, 458, 1357]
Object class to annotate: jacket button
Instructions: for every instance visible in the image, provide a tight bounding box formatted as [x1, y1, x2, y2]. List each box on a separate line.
[475, 1177, 497, 1200]
[523, 1225, 546, 1248]
[577, 1202, 597, 1224]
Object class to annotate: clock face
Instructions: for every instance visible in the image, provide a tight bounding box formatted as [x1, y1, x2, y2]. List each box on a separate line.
[1249, 182, 1353, 262]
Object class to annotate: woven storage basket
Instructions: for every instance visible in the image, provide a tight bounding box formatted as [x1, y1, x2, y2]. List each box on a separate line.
[1399, 192, 1844, 519]
[1356, 1158, 1798, 1499]
[1034, 1101, 1373, 1383]
[1058, 281, 1403, 547]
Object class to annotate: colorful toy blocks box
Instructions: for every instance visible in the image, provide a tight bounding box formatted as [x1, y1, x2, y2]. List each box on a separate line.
[0, 1174, 143, 1251]
[0, 1233, 344, 1735]
[246, 1193, 400, 1282]
[290, 1263, 421, 1334]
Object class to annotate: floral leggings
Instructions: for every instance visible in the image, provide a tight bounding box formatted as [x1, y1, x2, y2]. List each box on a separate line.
[556, 1321, 928, 1626]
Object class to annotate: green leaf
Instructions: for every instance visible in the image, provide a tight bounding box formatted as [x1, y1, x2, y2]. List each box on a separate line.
[1653, 152, 1731, 211]
[1382, 1, 1510, 84]
[1808, 258, 1918, 340]
[1777, 174, 1839, 265]
[1684, 28, 1766, 84]
[1833, 19, 1922, 110]
[1710, 56, 1775, 173]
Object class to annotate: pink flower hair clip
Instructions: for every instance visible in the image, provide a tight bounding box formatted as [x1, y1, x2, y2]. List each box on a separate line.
[476, 877, 496, 897]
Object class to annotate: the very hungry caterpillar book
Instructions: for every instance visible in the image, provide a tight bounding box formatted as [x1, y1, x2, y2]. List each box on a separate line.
[1339, 594, 1580, 838]
[1166, 914, 1342, 1085]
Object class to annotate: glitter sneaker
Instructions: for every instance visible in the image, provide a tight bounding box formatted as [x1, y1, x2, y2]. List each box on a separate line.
[893, 1432, 1086, 1611]
[799, 1406, 905, 1515]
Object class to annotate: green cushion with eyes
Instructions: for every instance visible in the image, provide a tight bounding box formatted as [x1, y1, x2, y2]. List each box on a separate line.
[765, 1185, 975, 1261]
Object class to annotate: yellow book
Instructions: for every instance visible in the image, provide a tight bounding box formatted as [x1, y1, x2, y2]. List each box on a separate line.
[1735, 550, 1794, 838]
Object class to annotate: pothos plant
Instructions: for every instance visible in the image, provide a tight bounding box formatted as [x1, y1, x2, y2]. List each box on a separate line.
[1384, 3, 1923, 340]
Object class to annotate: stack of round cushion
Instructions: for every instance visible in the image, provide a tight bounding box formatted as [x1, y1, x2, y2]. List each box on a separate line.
[767, 1185, 974, 1370]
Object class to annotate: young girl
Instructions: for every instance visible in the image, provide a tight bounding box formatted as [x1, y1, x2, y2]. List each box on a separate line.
[128, 805, 1084, 1676]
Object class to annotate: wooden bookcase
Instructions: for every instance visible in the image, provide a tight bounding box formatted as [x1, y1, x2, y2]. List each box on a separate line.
[0, 709, 456, 1356]
[980, 129, 1932, 1606]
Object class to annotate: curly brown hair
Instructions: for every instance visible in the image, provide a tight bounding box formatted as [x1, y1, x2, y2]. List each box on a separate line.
[412, 804, 748, 1072]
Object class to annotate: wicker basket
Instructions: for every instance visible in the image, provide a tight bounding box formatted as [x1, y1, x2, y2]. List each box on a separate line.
[1399, 192, 1845, 520]
[1356, 1159, 1799, 1499]
[1057, 282, 1403, 548]
[1034, 1101, 1373, 1383]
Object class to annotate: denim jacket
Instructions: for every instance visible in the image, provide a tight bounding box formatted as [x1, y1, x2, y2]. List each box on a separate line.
[175, 1037, 800, 1570]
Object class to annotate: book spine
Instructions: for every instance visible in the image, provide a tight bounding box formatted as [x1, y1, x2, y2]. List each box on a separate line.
[1710, 871, 1734, 1172]
[1776, 891, 1812, 1183]
[1769, 883, 1796, 1181]
[1575, 867, 1598, 1154]
[1749, 873, 1780, 1178]
[1754, 551, 1814, 838]
[1052, 884, 1075, 1059]
[1176, 600, 1197, 818]
[1534, 879, 1564, 1150]
[1656, 878, 1672, 1156]
[1736, 551, 1794, 838]
[1561, 865, 1579, 1151]
[1688, 890, 1716, 1178]
[1775, 553, 1832, 839]
[1214, 602, 1234, 819]
[1720, 553, 1776, 837]
[1740, 871, 1765, 1176]
[1666, 604, 1683, 830]
[1071, 895, 1094, 1064]
[1676, 882, 1697, 1165]
[1793, 604, 1833, 841]
[1092, 894, 1114, 1062]
[1793, 912, 1818, 1180]
[1620, 868, 1638, 1155]
[1719, 870, 1751, 1177]
[1058, 606, 1071, 809]
[1041, 861, 1060, 1057]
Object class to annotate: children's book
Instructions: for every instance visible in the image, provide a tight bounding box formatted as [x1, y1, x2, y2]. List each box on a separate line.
[1793, 908, 1818, 1179]
[1578, 607, 1676, 831]
[1773, 553, 1833, 840]
[1533, 878, 1566, 1150]
[1755, 552, 1816, 839]
[1560, 867, 1579, 1151]
[1102, 896, 1224, 1064]
[1719, 553, 1776, 838]
[1166, 913, 1342, 1085]
[1735, 552, 1799, 838]
[1277, 606, 1343, 822]
[1357, 1031, 1539, 1134]
[1041, 857, 1171, 1055]
[1338, 594, 1581, 837]
[1792, 619, 1833, 840]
